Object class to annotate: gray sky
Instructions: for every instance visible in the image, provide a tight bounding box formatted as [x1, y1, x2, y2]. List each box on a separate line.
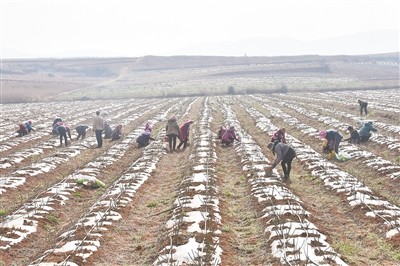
[1, 0, 399, 58]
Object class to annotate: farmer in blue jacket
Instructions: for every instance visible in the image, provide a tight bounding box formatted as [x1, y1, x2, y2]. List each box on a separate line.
[359, 122, 377, 143]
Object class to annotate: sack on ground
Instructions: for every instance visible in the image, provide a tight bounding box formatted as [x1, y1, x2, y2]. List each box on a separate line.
[335, 152, 351, 162]
[76, 176, 105, 188]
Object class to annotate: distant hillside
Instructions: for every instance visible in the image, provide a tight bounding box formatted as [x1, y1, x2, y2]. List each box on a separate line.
[1, 53, 399, 103]
[2, 53, 399, 73]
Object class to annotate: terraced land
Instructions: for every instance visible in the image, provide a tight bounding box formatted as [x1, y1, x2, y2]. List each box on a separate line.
[1, 89, 399, 265]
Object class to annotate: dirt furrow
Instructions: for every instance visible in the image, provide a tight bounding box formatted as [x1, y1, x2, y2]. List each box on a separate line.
[210, 97, 271, 265]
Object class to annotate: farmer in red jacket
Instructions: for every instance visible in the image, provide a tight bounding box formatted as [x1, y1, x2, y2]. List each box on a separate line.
[177, 120, 194, 149]
[16, 123, 28, 137]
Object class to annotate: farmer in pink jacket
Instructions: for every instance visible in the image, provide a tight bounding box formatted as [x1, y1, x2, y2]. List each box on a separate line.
[221, 126, 240, 146]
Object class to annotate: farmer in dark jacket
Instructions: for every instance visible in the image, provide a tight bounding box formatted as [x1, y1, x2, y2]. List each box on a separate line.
[76, 125, 89, 140]
[344, 126, 360, 144]
[319, 129, 343, 154]
[358, 100, 368, 116]
[265, 141, 296, 179]
[111, 125, 122, 141]
[52, 118, 62, 135]
[136, 130, 155, 147]
[57, 122, 72, 146]
[52, 117, 62, 126]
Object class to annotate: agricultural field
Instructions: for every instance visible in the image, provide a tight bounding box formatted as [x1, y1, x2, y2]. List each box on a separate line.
[0, 88, 399, 265]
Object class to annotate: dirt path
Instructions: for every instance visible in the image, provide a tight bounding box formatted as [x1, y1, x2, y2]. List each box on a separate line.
[210, 98, 270, 265]
[216, 140, 270, 265]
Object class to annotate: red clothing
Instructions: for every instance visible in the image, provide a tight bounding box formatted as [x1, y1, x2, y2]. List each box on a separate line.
[177, 121, 193, 149]
[222, 128, 239, 145]
[271, 129, 286, 143]
[179, 121, 192, 142]
[20, 124, 28, 133]
[17, 124, 28, 136]
[218, 126, 226, 139]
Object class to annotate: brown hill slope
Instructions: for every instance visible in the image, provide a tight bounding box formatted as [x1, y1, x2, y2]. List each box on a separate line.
[1, 53, 399, 103]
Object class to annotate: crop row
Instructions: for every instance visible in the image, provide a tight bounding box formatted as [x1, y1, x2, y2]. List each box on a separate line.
[245, 96, 400, 240]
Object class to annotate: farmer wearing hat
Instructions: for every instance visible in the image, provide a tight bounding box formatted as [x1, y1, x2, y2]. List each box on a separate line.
[344, 126, 360, 144]
[265, 141, 296, 180]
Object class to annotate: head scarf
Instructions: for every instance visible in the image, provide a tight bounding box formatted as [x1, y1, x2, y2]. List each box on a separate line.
[319, 130, 327, 139]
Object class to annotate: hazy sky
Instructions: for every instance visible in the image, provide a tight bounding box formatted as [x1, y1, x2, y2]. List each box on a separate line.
[1, 0, 399, 58]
